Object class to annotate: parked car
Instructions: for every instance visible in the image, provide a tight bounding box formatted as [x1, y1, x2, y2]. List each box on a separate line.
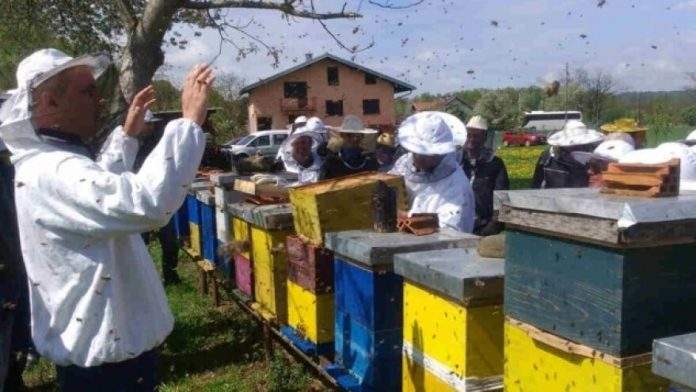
[223, 130, 289, 160]
[502, 130, 547, 147]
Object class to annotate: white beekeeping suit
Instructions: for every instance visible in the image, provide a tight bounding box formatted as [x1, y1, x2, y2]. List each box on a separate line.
[0, 49, 205, 367]
[280, 117, 326, 186]
[390, 112, 475, 233]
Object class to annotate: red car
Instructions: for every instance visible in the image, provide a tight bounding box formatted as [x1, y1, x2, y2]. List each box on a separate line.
[502, 130, 547, 147]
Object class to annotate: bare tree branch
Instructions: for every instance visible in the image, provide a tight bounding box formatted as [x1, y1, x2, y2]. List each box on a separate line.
[367, 0, 425, 9]
[182, 0, 362, 20]
[310, 0, 374, 54]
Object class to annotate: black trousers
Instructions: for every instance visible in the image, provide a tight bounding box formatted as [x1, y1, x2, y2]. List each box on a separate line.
[56, 349, 159, 392]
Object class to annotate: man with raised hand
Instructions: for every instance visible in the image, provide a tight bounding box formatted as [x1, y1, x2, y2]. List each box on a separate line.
[0, 48, 214, 391]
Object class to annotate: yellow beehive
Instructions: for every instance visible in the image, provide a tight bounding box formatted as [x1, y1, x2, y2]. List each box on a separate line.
[188, 223, 201, 257]
[504, 318, 669, 392]
[251, 226, 291, 324]
[402, 281, 504, 392]
[287, 280, 334, 344]
[231, 217, 251, 259]
[289, 172, 407, 245]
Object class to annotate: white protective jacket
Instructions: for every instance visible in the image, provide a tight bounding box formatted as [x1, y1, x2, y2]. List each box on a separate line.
[390, 152, 475, 233]
[0, 117, 205, 367]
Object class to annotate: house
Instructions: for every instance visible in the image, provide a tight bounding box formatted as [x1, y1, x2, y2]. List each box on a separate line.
[240, 53, 415, 133]
[410, 96, 473, 120]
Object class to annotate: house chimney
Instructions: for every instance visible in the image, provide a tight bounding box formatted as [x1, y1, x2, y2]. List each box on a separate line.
[305, 52, 313, 61]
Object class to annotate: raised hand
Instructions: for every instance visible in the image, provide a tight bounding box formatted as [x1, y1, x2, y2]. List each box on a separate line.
[182, 64, 215, 126]
[123, 85, 156, 137]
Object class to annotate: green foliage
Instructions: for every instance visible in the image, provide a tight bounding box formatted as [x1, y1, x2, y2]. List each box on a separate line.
[267, 353, 314, 392]
[681, 106, 696, 126]
[473, 88, 521, 130]
[540, 83, 585, 112]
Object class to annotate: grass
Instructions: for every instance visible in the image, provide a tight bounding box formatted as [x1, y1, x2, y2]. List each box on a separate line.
[497, 145, 545, 190]
[23, 242, 324, 391]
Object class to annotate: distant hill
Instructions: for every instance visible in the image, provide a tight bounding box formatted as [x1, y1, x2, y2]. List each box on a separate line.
[616, 90, 696, 105]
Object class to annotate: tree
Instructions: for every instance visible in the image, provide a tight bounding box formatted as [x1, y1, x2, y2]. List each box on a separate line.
[682, 106, 696, 127]
[574, 68, 617, 127]
[540, 83, 585, 112]
[473, 88, 520, 130]
[517, 87, 543, 113]
[1, 0, 410, 101]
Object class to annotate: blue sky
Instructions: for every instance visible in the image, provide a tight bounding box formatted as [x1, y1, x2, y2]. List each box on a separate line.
[161, 0, 696, 94]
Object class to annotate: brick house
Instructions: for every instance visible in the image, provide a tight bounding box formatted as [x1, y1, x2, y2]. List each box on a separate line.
[240, 53, 415, 133]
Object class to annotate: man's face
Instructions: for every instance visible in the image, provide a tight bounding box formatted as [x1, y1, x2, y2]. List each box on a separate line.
[465, 128, 486, 157]
[412, 153, 445, 172]
[56, 66, 101, 138]
[291, 135, 313, 166]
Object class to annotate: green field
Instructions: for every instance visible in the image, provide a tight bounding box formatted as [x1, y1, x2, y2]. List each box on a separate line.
[23, 243, 324, 392]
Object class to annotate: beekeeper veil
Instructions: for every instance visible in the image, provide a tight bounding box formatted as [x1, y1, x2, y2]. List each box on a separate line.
[0, 48, 111, 154]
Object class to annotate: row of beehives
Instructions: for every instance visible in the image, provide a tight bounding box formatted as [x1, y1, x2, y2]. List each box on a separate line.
[171, 172, 696, 392]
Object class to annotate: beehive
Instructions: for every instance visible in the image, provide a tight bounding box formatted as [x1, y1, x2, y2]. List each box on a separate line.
[504, 318, 668, 392]
[211, 172, 239, 281]
[289, 172, 407, 246]
[227, 202, 294, 324]
[282, 235, 335, 356]
[172, 201, 190, 245]
[396, 248, 504, 391]
[186, 193, 202, 258]
[197, 191, 219, 268]
[325, 229, 480, 391]
[285, 280, 334, 354]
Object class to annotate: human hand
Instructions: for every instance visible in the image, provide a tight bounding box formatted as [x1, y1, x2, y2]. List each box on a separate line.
[182, 64, 215, 126]
[123, 85, 156, 137]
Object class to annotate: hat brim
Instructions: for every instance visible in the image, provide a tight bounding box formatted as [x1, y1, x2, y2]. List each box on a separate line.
[31, 53, 111, 89]
[548, 133, 604, 147]
[328, 125, 378, 135]
[400, 138, 455, 155]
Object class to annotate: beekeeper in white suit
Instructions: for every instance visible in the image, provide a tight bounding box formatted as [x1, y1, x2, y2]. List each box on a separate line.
[390, 112, 475, 233]
[280, 117, 326, 186]
[0, 48, 214, 390]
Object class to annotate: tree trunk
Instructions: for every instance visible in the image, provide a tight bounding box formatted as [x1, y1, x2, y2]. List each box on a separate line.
[118, 0, 184, 101]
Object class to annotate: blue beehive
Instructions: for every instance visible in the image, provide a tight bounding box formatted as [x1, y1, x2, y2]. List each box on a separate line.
[173, 200, 189, 241]
[198, 190, 221, 270]
[324, 229, 479, 391]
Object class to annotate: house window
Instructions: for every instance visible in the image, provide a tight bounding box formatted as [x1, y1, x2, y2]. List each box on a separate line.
[257, 117, 272, 130]
[284, 82, 308, 99]
[327, 66, 339, 86]
[325, 100, 344, 117]
[363, 99, 380, 115]
[365, 73, 377, 85]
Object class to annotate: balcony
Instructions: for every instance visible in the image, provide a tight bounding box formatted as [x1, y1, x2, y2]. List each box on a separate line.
[280, 97, 317, 113]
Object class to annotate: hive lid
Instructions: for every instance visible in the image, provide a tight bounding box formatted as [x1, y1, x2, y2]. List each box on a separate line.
[394, 247, 504, 305]
[227, 202, 293, 230]
[324, 229, 479, 268]
[495, 188, 696, 228]
[653, 333, 696, 388]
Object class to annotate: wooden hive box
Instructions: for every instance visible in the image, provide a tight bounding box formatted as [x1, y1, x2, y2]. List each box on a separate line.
[505, 318, 668, 392]
[197, 191, 219, 268]
[395, 248, 505, 392]
[282, 235, 335, 356]
[653, 333, 696, 391]
[227, 202, 294, 324]
[324, 229, 480, 391]
[505, 229, 696, 357]
[289, 172, 408, 246]
[601, 159, 680, 197]
[186, 193, 202, 258]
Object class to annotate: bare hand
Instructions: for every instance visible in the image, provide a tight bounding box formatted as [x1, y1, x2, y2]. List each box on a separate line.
[123, 85, 156, 137]
[182, 64, 215, 126]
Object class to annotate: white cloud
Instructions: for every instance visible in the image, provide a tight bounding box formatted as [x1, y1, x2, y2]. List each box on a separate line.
[673, 0, 696, 11]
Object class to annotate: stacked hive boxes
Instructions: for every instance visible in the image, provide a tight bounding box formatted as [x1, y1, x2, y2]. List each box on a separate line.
[185, 181, 211, 258]
[282, 173, 407, 358]
[211, 173, 239, 281]
[394, 247, 505, 391]
[653, 333, 696, 392]
[497, 188, 696, 391]
[324, 230, 480, 391]
[197, 190, 218, 269]
[227, 202, 294, 324]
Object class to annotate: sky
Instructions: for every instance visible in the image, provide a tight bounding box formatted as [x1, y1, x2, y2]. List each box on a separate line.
[160, 0, 696, 95]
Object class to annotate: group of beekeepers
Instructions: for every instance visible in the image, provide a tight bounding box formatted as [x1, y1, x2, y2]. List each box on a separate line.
[2, 47, 696, 392]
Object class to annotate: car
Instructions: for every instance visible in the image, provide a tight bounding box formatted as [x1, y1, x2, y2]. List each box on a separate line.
[502, 130, 547, 147]
[223, 130, 289, 160]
